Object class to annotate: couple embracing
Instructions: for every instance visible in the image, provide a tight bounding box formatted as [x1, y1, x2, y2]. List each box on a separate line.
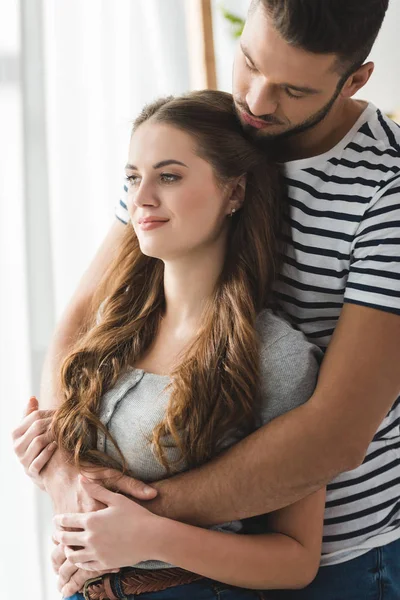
[12, 1, 400, 599]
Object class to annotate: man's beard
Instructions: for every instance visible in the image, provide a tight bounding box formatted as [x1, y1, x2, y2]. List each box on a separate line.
[235, 79, 344, 152]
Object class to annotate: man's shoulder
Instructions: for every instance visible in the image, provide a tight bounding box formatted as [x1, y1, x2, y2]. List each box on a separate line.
[285, 103, 400, 205]
[353, 103, 400, 157]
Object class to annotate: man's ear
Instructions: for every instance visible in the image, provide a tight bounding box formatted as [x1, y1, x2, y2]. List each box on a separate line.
[340, 61, 374, 99]
[228, 174, 247, 211]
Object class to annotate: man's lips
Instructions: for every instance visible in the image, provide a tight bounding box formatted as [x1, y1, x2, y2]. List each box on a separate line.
[240, 110, 279, 129]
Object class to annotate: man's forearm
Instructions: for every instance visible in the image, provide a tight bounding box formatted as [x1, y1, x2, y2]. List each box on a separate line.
[146, 398, 358, 526]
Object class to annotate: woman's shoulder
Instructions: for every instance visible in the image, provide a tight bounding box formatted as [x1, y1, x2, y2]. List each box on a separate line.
[255, 309, 320, 352]
[255, 309, 323, 422]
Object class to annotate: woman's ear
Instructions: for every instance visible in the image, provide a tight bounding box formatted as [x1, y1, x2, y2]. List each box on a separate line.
[228, 175, 247, 212]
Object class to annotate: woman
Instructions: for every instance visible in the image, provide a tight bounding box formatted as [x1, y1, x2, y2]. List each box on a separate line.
[15, 90, 324, 600]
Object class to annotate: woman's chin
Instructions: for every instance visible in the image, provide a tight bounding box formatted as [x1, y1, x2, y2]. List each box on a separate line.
[138, 243, 165, 260]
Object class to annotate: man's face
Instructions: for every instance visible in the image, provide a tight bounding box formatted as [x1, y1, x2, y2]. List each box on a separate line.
[233, 2, 345, 141]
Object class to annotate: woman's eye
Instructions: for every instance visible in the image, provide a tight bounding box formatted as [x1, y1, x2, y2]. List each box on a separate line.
[125, 174, 140, 186]
[160, 173, 181, 184]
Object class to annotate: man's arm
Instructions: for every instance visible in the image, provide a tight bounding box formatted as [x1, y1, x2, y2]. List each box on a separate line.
[139, 304, 400, 526]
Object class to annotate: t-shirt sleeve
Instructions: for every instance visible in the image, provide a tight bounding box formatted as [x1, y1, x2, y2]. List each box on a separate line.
[344, 180, 400, 316]
[258, 316, 322, 426]
[115, 180, 130, 225]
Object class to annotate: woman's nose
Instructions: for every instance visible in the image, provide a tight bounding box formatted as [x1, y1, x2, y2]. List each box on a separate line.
[133, 182, 160, 208]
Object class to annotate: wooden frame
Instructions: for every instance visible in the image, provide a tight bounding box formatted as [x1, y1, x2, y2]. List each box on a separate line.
[185, 0, 217, 90]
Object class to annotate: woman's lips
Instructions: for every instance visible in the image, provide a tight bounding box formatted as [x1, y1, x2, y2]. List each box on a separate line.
[139, 220, 169, 231]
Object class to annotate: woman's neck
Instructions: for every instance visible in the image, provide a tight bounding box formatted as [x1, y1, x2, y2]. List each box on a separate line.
[133, 241, 226, 375]
[162, 241, 225, 332]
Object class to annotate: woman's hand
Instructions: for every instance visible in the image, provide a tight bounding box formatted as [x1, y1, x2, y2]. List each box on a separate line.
[11, 396, 57, 490]
[53, 475, 162, 571]
[51, 534, 120, 597]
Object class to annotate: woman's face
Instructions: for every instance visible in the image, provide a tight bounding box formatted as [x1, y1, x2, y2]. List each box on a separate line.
[126, 121, 234, 262]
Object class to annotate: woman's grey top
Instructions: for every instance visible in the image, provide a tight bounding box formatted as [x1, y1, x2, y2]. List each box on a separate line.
[97, 309, 322, 569]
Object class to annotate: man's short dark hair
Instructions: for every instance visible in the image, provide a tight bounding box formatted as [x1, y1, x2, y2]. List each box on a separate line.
[254, 0, 389, 74]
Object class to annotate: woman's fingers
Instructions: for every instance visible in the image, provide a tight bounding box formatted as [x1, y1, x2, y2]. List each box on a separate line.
[75, 561, 102, 572]
[64, 546, 92, 564]
[24, 396, 39, 417]
[54, 529, 85, 546]
[12, 407, 55, 442]
[12, 411, 57, 482]
[51, 539, 67, 575]
[57, 558, 80, 593]
[12, 415, 54, 457]
[27, 441, 58, 478]
[24, 432, 57, 476]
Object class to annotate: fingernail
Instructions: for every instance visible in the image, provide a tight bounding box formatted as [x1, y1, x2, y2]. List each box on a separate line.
[143, 486, 155, 495]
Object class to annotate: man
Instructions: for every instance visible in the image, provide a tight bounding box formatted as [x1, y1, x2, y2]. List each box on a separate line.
[13, 1, 400, 597]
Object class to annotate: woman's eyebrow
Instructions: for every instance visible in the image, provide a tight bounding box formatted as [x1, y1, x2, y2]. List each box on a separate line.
[125, 160, 188, 170]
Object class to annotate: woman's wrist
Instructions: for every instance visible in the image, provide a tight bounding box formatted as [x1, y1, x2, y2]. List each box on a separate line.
[145, 515, 179, 563]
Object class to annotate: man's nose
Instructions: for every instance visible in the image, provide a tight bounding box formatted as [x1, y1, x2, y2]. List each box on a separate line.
[246, 80, 278, 117]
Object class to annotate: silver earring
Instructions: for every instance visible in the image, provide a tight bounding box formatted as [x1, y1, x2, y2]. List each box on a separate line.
[230, 208, 236, 217]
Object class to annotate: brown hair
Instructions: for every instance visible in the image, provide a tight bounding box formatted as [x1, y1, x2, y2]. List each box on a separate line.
[50, 90, 285, 476]
[255, 0, 389, 74]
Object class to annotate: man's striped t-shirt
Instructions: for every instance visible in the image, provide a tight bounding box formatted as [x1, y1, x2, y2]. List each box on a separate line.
[115, 102, 400, 566]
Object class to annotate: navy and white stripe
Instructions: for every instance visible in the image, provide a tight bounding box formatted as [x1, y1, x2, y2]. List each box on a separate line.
[115, 103, 400, 566]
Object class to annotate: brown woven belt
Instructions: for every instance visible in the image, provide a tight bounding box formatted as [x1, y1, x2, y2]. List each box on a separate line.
[82, 566, 204, 599]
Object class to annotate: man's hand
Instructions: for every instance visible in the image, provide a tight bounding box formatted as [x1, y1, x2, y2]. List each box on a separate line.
[51, 534, 120, 597]
[11, 396, 57, 490]
[80, 466, 157, 501]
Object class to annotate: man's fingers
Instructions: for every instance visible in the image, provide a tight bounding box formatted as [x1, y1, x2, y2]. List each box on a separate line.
[80, 467, 157, 500]
[60, 566, 120, 597]
[114, 473, 157, 500]
[80, 466, 121, 483]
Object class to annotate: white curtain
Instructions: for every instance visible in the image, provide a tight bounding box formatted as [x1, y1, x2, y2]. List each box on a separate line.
[2, 1, 189, 598]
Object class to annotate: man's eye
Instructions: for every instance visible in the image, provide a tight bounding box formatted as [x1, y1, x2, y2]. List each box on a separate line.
[244, 56, 257, 72]
[284, 88, 305, 100]
[125, 174, 140, 186]
[161, 173, 181, 184]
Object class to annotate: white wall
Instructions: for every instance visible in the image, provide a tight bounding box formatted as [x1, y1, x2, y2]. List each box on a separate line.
[356, 1, 400, 113]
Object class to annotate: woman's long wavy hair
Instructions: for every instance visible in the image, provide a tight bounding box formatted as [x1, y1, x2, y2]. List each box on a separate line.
[50, 90, 286, 477]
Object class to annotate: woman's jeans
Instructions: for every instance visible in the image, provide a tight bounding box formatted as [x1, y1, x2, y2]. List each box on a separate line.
[274, 537, 400, 600]
[65, 537, 400, 600]
[65, 578, 264, 599]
